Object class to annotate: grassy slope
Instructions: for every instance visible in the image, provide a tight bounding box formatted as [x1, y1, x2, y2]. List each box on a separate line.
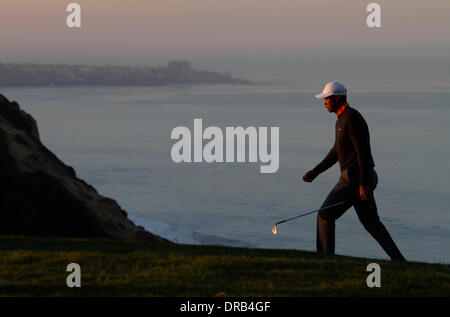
[0, 235, 448, 297]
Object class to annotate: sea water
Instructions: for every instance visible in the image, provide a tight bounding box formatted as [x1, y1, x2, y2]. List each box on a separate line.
[2, 85, 449, 263]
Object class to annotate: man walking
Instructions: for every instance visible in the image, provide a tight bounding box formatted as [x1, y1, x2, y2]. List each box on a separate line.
[303, 81, 406, 261]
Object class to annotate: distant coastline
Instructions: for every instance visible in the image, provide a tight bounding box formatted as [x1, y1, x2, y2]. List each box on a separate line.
[0, 60, 253, 87]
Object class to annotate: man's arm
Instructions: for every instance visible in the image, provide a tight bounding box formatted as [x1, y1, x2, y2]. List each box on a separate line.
[347, 116, 373, 199]
[303, 144, 338, 182]
[313, 143, 338, 174]
[347, 117, 372, 186]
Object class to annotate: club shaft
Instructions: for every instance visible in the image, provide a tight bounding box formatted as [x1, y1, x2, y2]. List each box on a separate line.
[275, 201, 345, 225]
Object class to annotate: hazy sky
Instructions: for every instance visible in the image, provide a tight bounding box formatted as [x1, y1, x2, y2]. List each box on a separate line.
[1, 0, 449, 87]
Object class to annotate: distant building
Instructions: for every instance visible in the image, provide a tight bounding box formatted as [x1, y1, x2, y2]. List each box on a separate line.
[167, 61, 192, 80]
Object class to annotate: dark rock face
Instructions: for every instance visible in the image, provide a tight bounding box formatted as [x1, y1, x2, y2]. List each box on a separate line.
[0, 94, 168, 242]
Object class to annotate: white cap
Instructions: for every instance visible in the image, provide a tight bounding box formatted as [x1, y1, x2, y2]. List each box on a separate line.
[314, 81, 347, 99]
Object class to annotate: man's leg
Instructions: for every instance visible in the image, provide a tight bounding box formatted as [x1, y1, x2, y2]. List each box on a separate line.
[353, 195, 406, 261]
[316, 181, 354, 254]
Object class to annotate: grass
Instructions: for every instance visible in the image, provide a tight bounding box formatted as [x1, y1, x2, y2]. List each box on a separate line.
[0, 235, 449, 297]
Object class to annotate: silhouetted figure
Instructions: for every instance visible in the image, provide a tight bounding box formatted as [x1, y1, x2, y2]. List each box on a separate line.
[303, 81, 406, 261]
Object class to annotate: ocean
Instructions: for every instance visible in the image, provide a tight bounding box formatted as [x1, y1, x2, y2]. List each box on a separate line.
[2, 84, 449, 263]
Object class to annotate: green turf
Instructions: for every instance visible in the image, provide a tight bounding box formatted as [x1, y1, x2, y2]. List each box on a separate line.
[0, 235, 448, 296]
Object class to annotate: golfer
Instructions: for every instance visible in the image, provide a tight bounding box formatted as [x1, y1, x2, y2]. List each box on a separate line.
[303, 81, 406, 261]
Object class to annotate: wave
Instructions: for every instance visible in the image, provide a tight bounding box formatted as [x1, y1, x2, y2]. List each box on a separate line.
[129, 214, 256, 248]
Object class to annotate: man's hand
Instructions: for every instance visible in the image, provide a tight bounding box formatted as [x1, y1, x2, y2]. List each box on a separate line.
[359, 185, 373, 200]
[302, 169, 318, 183]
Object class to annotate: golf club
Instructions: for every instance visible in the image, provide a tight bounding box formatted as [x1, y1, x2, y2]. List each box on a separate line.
[272, 201, 345, 235]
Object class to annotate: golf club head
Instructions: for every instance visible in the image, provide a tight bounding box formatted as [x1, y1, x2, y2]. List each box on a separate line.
[272, 224, 278, 235]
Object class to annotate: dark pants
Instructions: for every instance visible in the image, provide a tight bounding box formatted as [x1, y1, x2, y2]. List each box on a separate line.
[316, 169, 406, 261]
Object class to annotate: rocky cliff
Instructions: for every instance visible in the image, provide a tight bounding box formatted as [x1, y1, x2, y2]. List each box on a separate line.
[0, 94, 168, 242]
